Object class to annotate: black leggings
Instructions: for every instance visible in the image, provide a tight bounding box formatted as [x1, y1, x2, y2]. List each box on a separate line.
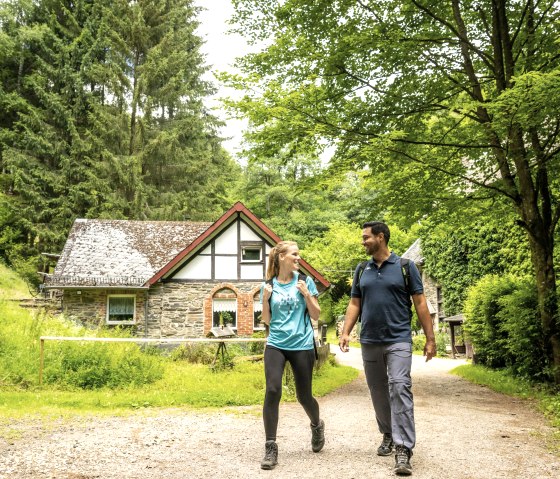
[263, 346, 320, 441]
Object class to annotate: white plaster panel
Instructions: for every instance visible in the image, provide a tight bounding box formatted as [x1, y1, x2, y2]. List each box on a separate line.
[240, 264, 264, 280]
[173, 255, 212, 279]
[240, 222, 261, 241]
[214, 224, 238, 254]
[199, 244, 211, 255]
[215, 255, 238, 279]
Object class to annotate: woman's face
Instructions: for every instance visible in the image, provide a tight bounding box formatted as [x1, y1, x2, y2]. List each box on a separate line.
[280, 245, 300, 272]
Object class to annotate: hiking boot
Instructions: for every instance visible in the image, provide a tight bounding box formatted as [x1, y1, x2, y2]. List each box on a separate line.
[394, 444, 413, 476]
[260, 440, 278, 470]
[310, 419, 325, 452]
[377, 432, 394, 456]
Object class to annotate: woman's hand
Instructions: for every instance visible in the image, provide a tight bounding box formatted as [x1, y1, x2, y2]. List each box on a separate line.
[296, 279, 310, 299]
[263, 283, 273, 301]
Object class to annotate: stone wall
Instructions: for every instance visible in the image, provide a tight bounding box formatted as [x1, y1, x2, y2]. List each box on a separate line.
[62, 289, 146, 329]
[420, 268, 444, 328]
[140, 280, 262, 338]
[60, 282, 264, 338]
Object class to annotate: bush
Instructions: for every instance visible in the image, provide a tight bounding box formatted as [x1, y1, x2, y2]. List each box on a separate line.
[44, 341, 165, 389]
[497, 280, 548, 381]
[464, 274, 549, 382]
[170, 343, 216, 364]
[249, 331, 266, 354]
[463, 274, 517, 368]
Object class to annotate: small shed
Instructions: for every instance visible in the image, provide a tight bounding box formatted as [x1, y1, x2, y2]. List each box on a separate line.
[443, 313, 472, 359]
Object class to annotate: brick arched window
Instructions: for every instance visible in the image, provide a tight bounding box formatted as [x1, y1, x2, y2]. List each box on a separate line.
[212, 288, 237, 329]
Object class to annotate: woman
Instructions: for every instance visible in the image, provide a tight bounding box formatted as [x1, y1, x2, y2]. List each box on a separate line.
[259, 241, 324, 470]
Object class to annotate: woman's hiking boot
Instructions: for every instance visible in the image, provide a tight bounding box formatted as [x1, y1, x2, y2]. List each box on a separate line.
[377, 432, 394, 456]
[260, 440, 278, 470]
[310, 419, 325, 452]
[394, 444, 413, 476]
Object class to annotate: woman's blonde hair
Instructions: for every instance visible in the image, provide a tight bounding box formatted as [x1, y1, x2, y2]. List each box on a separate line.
[266, 241, 298, 280]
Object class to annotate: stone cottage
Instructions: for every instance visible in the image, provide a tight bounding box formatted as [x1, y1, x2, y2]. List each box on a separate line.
[44, 202, 330, 338]
[401, 238, 445, 329]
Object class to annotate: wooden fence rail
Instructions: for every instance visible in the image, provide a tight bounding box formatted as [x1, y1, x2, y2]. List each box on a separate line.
[38, 336, 267, 385]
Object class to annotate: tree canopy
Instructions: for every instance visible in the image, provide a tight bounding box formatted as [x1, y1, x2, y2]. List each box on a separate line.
[228, 0, 560, 382]
[0, 0, 239, 279]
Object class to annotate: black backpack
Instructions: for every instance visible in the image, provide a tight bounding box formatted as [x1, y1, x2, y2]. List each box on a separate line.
[266, 273, 318, 359]
[356, 257, 412, 322]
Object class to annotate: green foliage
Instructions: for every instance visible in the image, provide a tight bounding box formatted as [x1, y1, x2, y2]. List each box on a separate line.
[44, 341, 164, 389]
[169, 343, 216, 364]
[452, 364, 538, 398]
[464, 274, 549, 382]
[228, 0, 560, 379]
[0, 269, 164, 390]
[412, 332, 449, 358]
[420, 216, 532, 315]
[249, 331, 266, 354]
[0, 0, 240, 273]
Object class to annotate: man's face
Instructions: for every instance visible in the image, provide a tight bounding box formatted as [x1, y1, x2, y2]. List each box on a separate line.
[362, 228, 384, 256]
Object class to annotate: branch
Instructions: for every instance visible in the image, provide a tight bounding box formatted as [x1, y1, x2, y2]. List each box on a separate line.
[393, 138, 496, 149]
[410, 0, 495, 70]
[385, 146, 519, 201]
[510, 0, 531, 46]
[336, 63, 482, 121]
[355, 0, 384, 22]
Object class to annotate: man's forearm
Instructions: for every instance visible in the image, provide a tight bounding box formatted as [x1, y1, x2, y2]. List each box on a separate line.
[342, 300, 361, 335]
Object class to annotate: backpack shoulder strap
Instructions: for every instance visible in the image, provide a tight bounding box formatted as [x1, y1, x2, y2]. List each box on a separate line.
[357, 260, 369, 289]
[400, 257, 411, 295]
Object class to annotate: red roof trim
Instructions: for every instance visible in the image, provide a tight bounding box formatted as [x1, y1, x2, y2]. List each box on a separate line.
[145, 202, 330, 289]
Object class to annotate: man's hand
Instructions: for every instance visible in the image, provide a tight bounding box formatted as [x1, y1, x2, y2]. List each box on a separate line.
[339, 333, 351, 353]
[423, 338, 437, 362]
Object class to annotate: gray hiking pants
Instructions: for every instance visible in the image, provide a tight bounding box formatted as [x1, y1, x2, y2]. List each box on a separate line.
[362, 342, 415, 450]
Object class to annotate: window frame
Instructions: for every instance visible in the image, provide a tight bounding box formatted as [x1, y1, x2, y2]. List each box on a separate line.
[106, 294, 136, 325]
[212, 297, 238, 330]
[240, 241, 263, 263]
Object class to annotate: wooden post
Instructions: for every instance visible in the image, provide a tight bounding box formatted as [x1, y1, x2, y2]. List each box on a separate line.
[39, 338, 45, 385]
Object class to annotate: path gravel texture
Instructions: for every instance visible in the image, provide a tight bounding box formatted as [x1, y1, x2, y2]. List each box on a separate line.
[0, 347, 558, 479]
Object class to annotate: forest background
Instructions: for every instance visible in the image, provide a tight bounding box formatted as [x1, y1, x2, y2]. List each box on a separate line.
[1, 1, 560, 385]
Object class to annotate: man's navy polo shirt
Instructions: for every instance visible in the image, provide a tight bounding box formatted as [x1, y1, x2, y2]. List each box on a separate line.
[350, 252, 423, 344]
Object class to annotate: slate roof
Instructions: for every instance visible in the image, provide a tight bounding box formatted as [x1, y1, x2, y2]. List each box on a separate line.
[46, 219, 211, 288]
[401, 238, 423, 265]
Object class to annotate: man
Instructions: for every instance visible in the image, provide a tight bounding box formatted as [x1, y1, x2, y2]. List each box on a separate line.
[339, 222, 436, 476]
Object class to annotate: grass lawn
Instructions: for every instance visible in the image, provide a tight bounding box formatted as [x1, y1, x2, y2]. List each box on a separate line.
[0, 359, 358, 417]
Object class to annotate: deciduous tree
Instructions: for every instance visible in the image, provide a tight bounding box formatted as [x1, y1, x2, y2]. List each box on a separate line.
[229, 0, 560, 382]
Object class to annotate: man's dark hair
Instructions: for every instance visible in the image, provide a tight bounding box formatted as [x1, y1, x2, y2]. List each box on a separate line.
[363, 221, 390, 245]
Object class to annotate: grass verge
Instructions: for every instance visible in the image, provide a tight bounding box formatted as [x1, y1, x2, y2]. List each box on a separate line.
[0, 356, 358, 418]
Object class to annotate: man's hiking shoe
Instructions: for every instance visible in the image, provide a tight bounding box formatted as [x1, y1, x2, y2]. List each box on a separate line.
[394, 445, 413, 476]
[310, 419, 325, 452]
[377, 432, 394, 456]
[260, 440, 278, 470]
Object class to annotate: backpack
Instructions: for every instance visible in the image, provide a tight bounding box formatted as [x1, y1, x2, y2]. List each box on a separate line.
[265, 272, 318, 359]
[356, 257, 412, 322]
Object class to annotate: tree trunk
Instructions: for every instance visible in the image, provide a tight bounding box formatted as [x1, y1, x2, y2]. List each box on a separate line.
[528, 230, 560, 384]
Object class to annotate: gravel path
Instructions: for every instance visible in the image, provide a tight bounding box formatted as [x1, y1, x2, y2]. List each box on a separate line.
[1, 348, 558, 479]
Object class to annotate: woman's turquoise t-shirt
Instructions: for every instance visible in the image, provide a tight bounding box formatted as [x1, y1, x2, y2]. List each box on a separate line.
[260, 272, 319, 351]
